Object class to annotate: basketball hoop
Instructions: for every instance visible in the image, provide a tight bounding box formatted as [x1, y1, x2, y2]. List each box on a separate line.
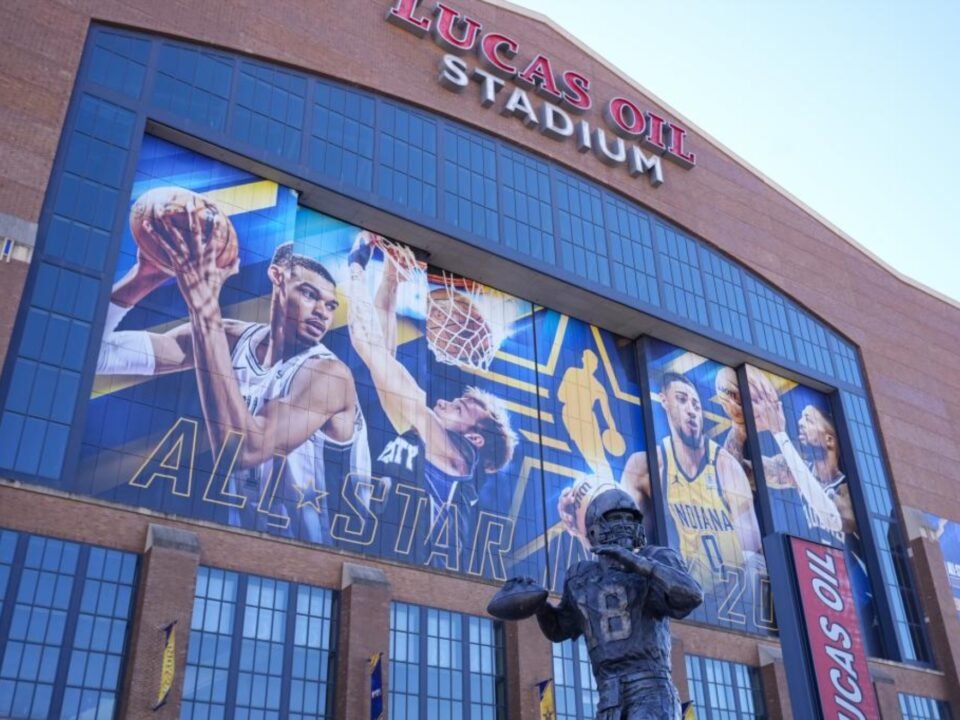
[425, 271, 502, 371]
[374, 235, 426, 287]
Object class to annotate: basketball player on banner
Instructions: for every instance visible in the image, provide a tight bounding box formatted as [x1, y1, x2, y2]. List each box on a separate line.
[96, 186, 371, 544]
[346, 230, 517, 567]
[620, 371, 765, 619]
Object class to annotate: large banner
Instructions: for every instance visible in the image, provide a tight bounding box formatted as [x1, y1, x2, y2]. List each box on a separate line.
[80, 136, 546, 581]
[744, 366, 880, 653]
[644, 340, 775, 634]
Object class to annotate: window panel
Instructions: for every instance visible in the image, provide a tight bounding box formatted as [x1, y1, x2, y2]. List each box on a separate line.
[377, 103, 438, 217]
[181, 568, 335, 720]
[552, 638, 597, 720]
[311, 82, 375, 192]
[654, 223, 708, 325]
[0, 531, 137, 720]
[685, 655, 765, 720]
[899, 693, 953, 720]
[389, 602, 504, 720]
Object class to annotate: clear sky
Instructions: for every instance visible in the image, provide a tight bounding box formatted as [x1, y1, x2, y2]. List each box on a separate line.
[509, 0, 960, 302]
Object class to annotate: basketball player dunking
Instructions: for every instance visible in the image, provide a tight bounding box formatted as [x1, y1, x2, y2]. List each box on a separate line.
[347, 231, 516, 566]
[96, 198, 370, 544]
[620, 372, 765, 624]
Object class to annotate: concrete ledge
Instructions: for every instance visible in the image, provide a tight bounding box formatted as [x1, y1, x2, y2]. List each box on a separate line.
[341, 562, 389, 589]
[758, 644, 783, 665]
[146, 524, 201, 554]
[0, 212, 37, 248]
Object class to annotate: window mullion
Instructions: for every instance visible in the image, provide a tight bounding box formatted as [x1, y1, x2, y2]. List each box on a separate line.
[224, 572, 247, 718]
[48, 544, 89, 717]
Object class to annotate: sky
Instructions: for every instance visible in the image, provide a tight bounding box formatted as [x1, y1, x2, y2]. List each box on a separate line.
[508, 0, 960, 303]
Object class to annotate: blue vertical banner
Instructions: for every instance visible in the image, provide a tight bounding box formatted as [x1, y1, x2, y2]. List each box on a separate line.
[369, 652, 384, 720]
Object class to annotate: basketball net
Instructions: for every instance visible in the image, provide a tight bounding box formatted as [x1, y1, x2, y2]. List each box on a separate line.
[426, 271, 506, 371]
[375, 235, 426, 287]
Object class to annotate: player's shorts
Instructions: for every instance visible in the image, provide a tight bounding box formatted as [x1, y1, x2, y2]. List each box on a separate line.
[596, 675, 680, 720]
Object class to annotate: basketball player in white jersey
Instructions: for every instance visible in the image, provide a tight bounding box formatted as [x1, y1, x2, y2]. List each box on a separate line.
[96, 205, 370, 544]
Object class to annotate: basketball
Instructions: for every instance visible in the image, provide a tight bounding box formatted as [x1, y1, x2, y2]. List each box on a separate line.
[426, 288, 494, 368]
[129, 186, 238, 272]
[602, 428, 626, 457]
[568, 476, 619, 538]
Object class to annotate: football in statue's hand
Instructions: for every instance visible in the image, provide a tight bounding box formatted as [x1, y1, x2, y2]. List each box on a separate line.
[486, 577, 548, 621]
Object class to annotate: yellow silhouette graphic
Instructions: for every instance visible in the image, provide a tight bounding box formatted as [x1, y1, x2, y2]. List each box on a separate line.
[558, 350, 625, 482]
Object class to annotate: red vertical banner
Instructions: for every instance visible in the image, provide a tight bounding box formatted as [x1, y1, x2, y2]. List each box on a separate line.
[790, 538, 879, 720]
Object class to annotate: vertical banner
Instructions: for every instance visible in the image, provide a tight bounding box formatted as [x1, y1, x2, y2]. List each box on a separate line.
[153, 620, 177, 710]
[537, 678, 556, 720]
[790, 537, 879, 720]
[744, 366, 881, 654]
[535, 313, 647, 593]
[644, 340, 774, 635]
[681, 700, 696, 719]
[369, 652, 384, 720]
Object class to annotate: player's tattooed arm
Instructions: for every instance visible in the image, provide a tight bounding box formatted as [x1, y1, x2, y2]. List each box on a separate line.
[717, 450, 762, 555]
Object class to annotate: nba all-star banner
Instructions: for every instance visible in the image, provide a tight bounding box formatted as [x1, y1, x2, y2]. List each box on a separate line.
[790, 538, 879, 720]
[78, 135, 546, 582]
[644, 340, 775, 635]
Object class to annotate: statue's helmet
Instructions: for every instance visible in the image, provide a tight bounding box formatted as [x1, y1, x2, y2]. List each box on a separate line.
[584, 487, 645, 550]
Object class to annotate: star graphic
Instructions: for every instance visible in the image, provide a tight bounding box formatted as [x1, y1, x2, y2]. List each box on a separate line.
[294, 481, 328, 513]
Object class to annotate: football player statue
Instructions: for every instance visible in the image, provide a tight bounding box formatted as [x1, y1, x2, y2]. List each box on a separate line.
[488, 488, 703, 720]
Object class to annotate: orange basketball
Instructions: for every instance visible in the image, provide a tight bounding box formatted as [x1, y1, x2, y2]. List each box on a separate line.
[129, 186, 238, 272]
[426, 288, 493, 367]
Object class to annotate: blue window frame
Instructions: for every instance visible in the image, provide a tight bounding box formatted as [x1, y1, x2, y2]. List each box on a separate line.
[899, 693, 953, 720]
[388, 601, 505, 720]
[552, 637, 597, 720]
[180, 567, 336, 720]
[0, 530, 138, 720]
[685, 655, 766, 720]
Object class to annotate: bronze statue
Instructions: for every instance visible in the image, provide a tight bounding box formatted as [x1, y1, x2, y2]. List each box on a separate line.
[489, 487, 703, 720]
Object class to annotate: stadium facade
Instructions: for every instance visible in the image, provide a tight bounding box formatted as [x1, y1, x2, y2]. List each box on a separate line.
[0, 1, 958, 718]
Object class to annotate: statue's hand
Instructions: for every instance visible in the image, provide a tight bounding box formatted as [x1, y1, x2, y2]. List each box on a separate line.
[596, 546, 654, 576]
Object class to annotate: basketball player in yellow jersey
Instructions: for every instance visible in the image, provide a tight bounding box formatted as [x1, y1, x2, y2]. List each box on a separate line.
[621, 372, 762, 594]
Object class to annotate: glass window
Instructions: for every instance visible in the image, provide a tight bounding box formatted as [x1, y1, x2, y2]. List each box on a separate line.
[389, 602, 504, 720]
[552, 638, 597, 720]
[0, 530, 137, 720]
[180, 567, 336, 720]
[899, 693, 953, 720]
[685, 655, 766, 720]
